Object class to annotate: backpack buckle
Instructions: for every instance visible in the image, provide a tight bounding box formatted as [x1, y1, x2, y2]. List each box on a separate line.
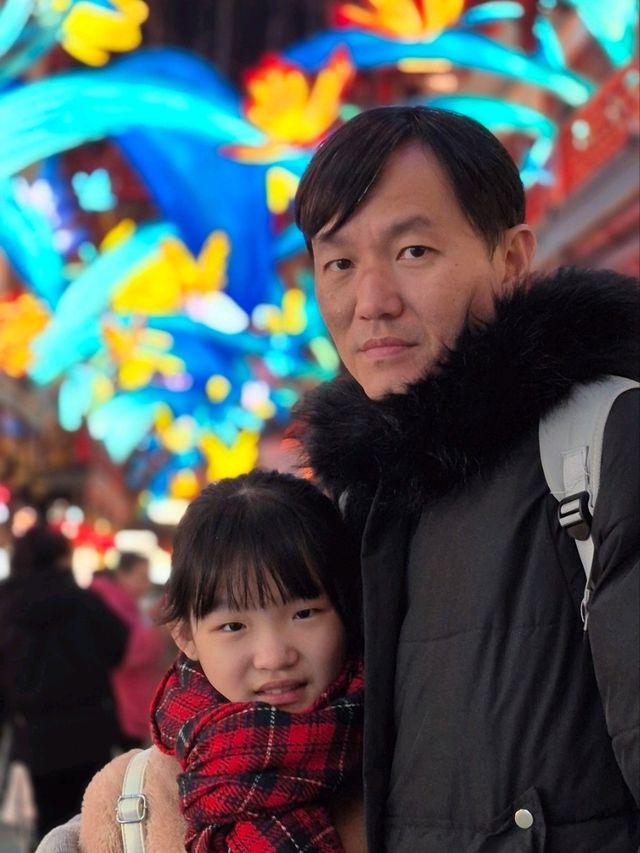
[558, 492, 592, 541]
[116, 793, 147, 824]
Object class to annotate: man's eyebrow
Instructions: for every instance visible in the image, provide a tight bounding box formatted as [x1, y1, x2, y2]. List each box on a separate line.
[313, 214, 435, 249]
[313, 229, 348, 250]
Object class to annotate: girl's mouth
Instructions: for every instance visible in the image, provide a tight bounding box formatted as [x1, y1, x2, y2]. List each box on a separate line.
[255, 680, 307, 706]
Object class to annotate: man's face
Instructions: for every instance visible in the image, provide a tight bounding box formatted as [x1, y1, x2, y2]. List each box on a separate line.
[311, 143, 534, 399]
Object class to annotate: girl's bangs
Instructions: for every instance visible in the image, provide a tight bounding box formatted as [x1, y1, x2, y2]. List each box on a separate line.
[191, 509, 323, 619]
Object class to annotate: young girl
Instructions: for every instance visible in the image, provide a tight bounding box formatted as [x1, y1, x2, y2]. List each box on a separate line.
[151, 469, 364, 852]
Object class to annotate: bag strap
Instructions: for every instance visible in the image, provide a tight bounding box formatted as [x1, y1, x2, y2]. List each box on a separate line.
[539, 375, 639, 630]
[116, 748, 152, 853]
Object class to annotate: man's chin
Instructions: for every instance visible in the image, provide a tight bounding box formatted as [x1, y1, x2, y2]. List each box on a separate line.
[361, 376, 415, 400]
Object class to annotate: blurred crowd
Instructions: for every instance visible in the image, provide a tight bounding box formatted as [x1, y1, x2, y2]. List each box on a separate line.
[0, 524, 172, 849]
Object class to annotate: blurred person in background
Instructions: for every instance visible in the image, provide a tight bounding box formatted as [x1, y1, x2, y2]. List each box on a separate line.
[91, 552, 167, 750]
[0, 524, 127, 841]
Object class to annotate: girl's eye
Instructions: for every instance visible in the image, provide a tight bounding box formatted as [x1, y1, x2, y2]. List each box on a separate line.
[293, 608, 318, 620]
[220, 622, 244, 633]
[326, 258, 352, 272]
[398, 245, 429, 259]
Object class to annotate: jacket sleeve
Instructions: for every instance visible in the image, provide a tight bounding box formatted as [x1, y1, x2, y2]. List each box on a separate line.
[588, 388, 640, 806]
[34, 814, 81, 853]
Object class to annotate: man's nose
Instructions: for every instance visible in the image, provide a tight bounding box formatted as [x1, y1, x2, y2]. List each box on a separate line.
[253, 632, 298, 671]
[355, 266, 403, 320]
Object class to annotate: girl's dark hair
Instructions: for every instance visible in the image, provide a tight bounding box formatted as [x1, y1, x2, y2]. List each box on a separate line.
[295, 105, 525, 254]
[161, 470, 361, 651]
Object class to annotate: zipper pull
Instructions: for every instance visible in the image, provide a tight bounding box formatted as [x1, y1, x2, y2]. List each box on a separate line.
[580, 584, 592, 632]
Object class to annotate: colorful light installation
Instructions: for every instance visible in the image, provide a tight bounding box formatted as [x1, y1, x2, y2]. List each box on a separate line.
[0, 0, 34, 57]
[335, 0, 465, 37]
[0, 73, 265, 179]
[565, 0, 638, 67]
[284, 27, 593, 107]
[244, 48, 354, 146]
[72, 168, 117, 212]
[1, 1, 147, 81]
[0, 293, 50, 378]
[59, 0, 149, 66]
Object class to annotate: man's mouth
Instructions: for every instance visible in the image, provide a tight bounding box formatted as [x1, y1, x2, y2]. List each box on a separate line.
[361, 337, 413, 357]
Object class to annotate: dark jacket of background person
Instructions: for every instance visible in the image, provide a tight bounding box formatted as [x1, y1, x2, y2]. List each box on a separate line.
[296, 270, 640, 853]
[0, 525, 128, 837]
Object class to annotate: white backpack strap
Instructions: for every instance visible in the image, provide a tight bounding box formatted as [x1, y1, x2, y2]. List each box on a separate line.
[539, 375, 639, 629]
[116, 748, 152, 853]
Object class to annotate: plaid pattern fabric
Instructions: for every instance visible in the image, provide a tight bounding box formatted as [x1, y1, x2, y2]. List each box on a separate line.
[151, 653, 364, 853]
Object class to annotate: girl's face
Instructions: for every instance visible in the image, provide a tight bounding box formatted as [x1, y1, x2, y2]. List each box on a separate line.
[174, 587, 347, 712]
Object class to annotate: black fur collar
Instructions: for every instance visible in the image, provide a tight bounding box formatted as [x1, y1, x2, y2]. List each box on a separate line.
[293, 267, 639, 520]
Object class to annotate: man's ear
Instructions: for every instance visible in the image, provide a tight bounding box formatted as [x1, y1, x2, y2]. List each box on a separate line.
[501, 224, 536, 285]
[170, 620, 198, 661]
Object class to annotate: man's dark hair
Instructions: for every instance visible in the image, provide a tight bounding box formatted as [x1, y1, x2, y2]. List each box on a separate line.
[161, 470, 361, 652]
[295, 105, 525, 254]
[116, 551, 149, 575]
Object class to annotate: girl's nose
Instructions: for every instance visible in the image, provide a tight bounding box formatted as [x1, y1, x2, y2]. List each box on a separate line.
[253, 633, 298, 671]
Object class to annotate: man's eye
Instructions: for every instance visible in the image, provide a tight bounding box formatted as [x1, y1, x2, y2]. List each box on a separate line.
[326, 258, 352, 272]
[220, 622, 244, 632]
[399, 245, 429, 259]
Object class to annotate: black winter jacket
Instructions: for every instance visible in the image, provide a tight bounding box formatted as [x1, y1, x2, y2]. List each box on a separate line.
[295, 268, 640, 852]
[0, 567, 128, 775]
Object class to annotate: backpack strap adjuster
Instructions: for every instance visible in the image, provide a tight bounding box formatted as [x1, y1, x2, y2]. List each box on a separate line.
[557, 491, 592, 541]
[116, 793, 147, 824]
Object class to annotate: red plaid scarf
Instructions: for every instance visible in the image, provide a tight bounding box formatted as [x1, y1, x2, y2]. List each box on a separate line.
[151, 653, 364, 853]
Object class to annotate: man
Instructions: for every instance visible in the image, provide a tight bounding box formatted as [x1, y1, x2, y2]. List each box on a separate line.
[92, 552, 167, 750]
[293, 106, 639, 851]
